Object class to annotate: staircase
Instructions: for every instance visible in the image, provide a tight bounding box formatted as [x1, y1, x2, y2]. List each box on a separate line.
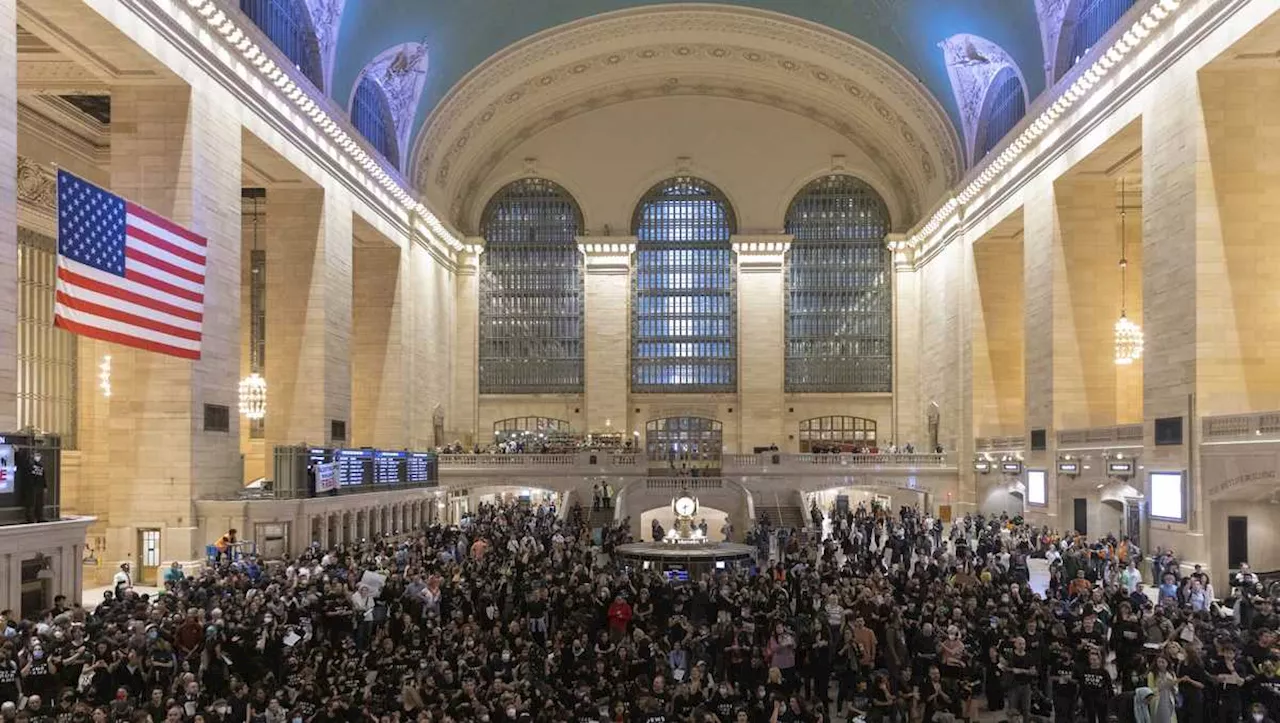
[586, 507, 616, 530]
[755, 505, 806, 531]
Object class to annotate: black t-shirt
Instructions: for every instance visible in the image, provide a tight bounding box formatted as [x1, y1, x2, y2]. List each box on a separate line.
[1009, 653, 1036, 684]
[1080, 668, 1111, 699]
[712, 694, 740, 720]
[631, 713, 668, 723]
[1050, 661, 1078, 698]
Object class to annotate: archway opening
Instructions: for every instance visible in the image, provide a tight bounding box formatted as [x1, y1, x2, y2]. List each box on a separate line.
[639, 504, 731, 543]
[645, 417, 723, 469]
[798, 416, 878, 453]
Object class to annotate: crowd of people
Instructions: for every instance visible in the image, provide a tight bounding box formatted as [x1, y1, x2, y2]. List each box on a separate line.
[1, 501, 1278, 723]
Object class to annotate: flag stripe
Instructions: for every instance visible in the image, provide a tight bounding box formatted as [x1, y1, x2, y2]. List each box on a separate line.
[54, 315, 202, 360]
[58, 259, 203, 317]
[55, 282, 202, 332]
[125, 267, 204, 303]
[125, 202, 207, 247]
[55, 291, 202, 341]
[125, 246, 205, 285]
[126, 223, 206, 267]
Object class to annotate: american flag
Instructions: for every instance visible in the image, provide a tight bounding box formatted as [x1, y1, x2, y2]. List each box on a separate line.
[55, 170, 205, 360]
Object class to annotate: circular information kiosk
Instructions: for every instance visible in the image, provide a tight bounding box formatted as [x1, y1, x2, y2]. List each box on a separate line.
[614, 492, 755, 580]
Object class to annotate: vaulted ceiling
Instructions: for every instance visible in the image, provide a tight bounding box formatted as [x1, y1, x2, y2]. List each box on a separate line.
[331, 0, 1048, 138]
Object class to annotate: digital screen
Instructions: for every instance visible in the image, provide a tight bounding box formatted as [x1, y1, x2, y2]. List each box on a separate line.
[1001, 461, 1023, 473]
[407, 452, 438, 485]
[1108, 461, 1134, 474]
[1150, 472, 1186, 522]
[974, 460, 991, 473]
[0, 444, 15, 494]
[374, 450, 406, 484]
[1027, 470, 1047, 506]
[334, 448, 373, 487]
[1057, 462, 1079, 474]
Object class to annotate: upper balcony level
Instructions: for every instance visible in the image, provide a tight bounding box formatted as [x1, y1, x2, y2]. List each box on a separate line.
[436, 452, 957, 477]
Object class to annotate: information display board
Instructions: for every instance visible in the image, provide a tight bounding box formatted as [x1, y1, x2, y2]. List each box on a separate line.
[334, 448, 373, 487]
[407, 452, 438, 484]
[374, 450, 406, 484]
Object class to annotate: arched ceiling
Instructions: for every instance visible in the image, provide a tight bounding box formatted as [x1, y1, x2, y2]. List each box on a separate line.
[405, 5, 990, 231]
[333, 0, 1047, 138]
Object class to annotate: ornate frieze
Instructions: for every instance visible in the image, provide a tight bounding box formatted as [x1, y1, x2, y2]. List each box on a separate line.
[938, 34, 1027, 166]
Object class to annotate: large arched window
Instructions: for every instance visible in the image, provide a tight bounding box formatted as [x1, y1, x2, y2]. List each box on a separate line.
[975, 70, 1027, 162]
[350, 76, 399, 169]
[240, 0, 324, 90]
[784, 175, 891, 392]
[478, 178, 584, 394]
[631, 177, 737, 393]
[1056, 0, 1137, 82]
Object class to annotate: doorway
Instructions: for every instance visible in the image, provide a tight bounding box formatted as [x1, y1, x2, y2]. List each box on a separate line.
[1072, 498, 1088, 536]
[137, 529, 161, 585]
[1227, 516, 1249, 570]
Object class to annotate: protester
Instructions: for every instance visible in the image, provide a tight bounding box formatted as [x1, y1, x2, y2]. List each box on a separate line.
[0, 501, 1277, 723]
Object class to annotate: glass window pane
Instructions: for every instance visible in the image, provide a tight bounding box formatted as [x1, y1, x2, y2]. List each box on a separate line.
[631, 177, 736, 393]
[784, 175, 892, 393]
[478, 178, 585, 394]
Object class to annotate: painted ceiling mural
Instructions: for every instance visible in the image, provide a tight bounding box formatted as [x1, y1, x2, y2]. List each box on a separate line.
[318, 0, 1051, 162]
[939, 33, 1029, 165]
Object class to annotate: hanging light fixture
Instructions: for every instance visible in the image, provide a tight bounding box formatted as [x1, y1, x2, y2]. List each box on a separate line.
[239, 192, 268, 420]
[1114, 179, 1144, 365]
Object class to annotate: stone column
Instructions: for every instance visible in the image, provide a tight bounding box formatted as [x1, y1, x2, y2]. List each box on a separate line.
[1022, 177, 1060, 524]
[103, 85, 242, 563]
[891, 241, 922, 450]
[580, 239, 634, 435]
[352, 242, 408, 448]
[0, 0, 17, 430]
[451, 242, 480, 445]
[732, 236, 790, 452]
[1141, 67, 1207, 564]
[264, 185, 352, 449]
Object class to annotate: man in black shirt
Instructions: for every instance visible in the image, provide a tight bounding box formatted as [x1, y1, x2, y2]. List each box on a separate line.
[1005, 636, 1036, 722]
[1049, 646, 1078, 723]
[1078, 650, 1112, 723]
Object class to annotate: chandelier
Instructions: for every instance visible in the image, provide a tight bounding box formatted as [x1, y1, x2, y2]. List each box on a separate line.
[239, 191, 268, 420]
[238, 373, 267, 420]
[1114, 179, 1143, 365]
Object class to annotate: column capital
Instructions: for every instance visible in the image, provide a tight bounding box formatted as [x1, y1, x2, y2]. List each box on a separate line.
[887, 233, 916, 270]
[732, 234, 791, 271]
[577, 236, 635, 273]
[455, 236, 483, 275]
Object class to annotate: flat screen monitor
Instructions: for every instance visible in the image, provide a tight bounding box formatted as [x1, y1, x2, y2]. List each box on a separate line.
[1027, 469, 1047, 506]
[1149, 471, 1186, 522]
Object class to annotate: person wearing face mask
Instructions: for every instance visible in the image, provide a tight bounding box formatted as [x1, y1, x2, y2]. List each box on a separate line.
[21, 645, 55, 700]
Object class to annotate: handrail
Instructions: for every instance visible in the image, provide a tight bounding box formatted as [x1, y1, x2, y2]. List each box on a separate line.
[645, 478, 725, 490]
[201, 480, 441, 501]
[437, 452, 645, 469]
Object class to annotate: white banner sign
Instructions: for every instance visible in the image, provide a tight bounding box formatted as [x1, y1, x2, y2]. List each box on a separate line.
[315, 462, 338, 494]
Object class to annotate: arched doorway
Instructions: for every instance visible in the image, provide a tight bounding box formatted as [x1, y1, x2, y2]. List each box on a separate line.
[639, 504, 731, 542]
[798, 416, 878, 452]
[645, 417, 723, 466]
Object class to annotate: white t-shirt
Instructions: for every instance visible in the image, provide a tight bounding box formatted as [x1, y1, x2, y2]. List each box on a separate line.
[113, 570, 131, 588]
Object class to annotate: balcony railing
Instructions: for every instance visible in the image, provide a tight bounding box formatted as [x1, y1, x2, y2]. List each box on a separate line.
[438, 452, 645, 471]
[722, 453, 952, 473]
[1057, 423, 1144, 447]
[645, 477, 725, 490]
[1203, 411, 1280, 441]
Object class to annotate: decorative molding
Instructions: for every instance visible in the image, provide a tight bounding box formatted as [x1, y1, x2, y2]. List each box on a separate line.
[414, 5, 961, 231]
[907, 0, 1194, 262]
[17, 156, 57, 236]
[130, 0, 462, 257]
[938, 34, 1027, 166]
[353, 41, 428, 171]
[303, 0, 345, 94]
[1034, 0, 1072, 85]
[17, 98, 109, 168]
[578, 237, 636, 274]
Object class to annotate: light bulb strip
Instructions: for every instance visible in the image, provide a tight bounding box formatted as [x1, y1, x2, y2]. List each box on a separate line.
[180, 0, 462, 252]
[907, 0, 1185, 254]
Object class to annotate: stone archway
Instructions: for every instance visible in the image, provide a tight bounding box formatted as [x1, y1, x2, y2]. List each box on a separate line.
[412, 5, 961, 232]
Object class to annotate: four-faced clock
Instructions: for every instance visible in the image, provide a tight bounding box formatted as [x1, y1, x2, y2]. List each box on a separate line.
[674, 495, 697, 517]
